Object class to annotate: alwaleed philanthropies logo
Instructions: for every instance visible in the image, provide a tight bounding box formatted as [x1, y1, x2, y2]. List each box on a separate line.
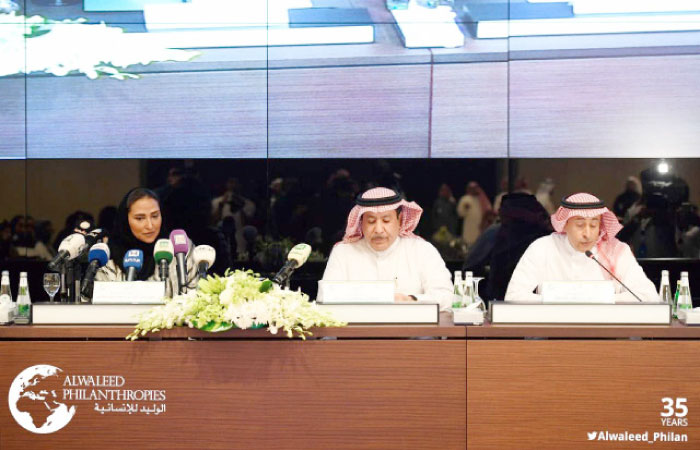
[8, 365, 76, 434]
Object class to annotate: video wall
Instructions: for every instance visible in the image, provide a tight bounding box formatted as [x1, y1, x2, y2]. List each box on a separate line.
[1, 0, 699, 159]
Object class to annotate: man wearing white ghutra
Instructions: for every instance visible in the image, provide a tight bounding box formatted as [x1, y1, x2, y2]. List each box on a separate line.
[321, 187, 453, 310]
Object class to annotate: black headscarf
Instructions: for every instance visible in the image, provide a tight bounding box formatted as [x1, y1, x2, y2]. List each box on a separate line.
[110, 188, 167, 281]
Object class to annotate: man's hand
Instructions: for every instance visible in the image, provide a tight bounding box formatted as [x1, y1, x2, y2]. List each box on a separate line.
[394, 293, 417, 302]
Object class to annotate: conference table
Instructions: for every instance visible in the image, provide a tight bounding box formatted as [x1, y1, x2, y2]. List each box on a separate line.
[2, 314, 700, 449]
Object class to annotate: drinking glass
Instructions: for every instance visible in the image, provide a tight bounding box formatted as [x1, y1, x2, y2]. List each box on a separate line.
[43, 273, 61, 302]
[472, 277, 486, 312]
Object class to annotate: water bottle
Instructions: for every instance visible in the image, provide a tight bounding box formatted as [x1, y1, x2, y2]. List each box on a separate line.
[676, 273, 692, 320]
[673, 280, 681, 319]
[0, 271, 12, 325]
[659, 270, 672, 305]
[452, 270, 463, 308]
[463, 271, 474, 306]
[681, 271, 692, 301]
[14, 272, 32, 325]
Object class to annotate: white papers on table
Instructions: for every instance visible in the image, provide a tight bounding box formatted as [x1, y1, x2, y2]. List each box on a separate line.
[474, 12, 700, 39]
[391, 2, 465, 48]
[527, 0, 700, 15]
[144, 0, 313, 30]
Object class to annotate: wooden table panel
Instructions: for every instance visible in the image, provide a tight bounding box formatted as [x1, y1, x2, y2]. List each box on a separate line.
[467, 340, 700, 449]
[0, 339, 466, 449]
[466, 321, 700, 339]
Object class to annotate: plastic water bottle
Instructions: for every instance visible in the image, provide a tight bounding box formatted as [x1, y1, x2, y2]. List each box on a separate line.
[659, 270, 672, 305]
[463, 271, 474, 306]
[676, 273, 692, 320]
[452, 271, 463, 308]
[681, 271, 692, 301]
[14, 272, 31, 325]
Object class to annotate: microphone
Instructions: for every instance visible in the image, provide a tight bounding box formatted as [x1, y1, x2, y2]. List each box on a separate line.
[585, 250, 643, 302]
[153, 239, 174, 281]
[272, 243, 312, 286]
[80, 243, 110, 299]
[193, 245, 216, 280]
[84, 227, 107, 248]
[48, 233, 87, 271]
[123, 249, 144, 282]
[169, 229, 189, 295]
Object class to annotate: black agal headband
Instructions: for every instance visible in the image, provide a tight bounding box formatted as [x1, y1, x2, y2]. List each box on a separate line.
[560, 196, 605, 209]
[355, 191, 402, 207]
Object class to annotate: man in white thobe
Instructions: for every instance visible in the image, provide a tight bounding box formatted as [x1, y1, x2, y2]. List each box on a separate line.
[321, 187, 453, 310]
[505, 192, 659, 303]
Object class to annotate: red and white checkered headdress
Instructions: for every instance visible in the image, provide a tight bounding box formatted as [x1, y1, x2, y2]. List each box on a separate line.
[342, 187, 423, 243]
[551, 192, 626, 277]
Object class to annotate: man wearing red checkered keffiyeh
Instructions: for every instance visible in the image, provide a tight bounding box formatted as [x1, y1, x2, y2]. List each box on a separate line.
[320, 187, 453, 309]
[505, 193, 659, 303]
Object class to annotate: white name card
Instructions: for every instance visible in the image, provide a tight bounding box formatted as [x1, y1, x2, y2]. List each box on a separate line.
[318, 280, 394, 304]
[541, 280, 615, 304]
[92, 281, 166, 305]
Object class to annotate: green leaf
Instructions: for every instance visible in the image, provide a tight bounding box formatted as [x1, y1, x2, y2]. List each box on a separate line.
[259, 279, 273, 293]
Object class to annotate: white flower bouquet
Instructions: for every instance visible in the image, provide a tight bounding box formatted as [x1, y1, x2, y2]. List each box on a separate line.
[1, 11, 198, 79]
[126, 270, 345, 340]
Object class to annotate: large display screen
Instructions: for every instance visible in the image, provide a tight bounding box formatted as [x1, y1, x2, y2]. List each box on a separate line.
[1, 0, 699, 159]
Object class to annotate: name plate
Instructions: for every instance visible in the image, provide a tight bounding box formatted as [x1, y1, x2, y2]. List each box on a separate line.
[317, 303, 438, 324]
[92, 281, 165, 305]
[318, 280, 394, 304]
[491, 302, 671, 325]
[541, 280, 614, 304]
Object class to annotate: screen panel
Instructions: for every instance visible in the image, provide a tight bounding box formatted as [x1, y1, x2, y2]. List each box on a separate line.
[267, 1, 433, 158]
[508, 54, 700, 158]
[5, 1, 700, 160]
[267, 62, 432, 158]
[506, 4, 700, 158]
[22, 16, 268, 158]
[0, 11, 26, 159]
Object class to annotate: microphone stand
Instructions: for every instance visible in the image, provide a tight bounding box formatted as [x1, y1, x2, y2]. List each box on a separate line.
[74, 261, 82, 304]
[65, 262, 74, 303]
[59, 268, 68, 303]
[585, 251, 643, 302]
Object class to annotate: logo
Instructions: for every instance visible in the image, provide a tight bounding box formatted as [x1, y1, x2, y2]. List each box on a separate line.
[8, 365, 76, 434]
[8, 365, 167, 433]
[587, 431, 597, 440]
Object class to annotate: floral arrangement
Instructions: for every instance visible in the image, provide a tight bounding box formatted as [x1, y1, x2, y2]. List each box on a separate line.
[0, 10, 198, 79]
[126, 270, 345, 341]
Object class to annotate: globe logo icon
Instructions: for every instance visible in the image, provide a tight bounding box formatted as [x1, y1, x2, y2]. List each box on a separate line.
[8, 365, 76, 434]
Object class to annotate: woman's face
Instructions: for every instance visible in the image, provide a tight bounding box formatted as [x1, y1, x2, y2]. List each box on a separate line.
[127, 197, 162, 244]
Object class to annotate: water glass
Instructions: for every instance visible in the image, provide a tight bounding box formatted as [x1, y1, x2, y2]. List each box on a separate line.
[43, 273, 61, 302]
